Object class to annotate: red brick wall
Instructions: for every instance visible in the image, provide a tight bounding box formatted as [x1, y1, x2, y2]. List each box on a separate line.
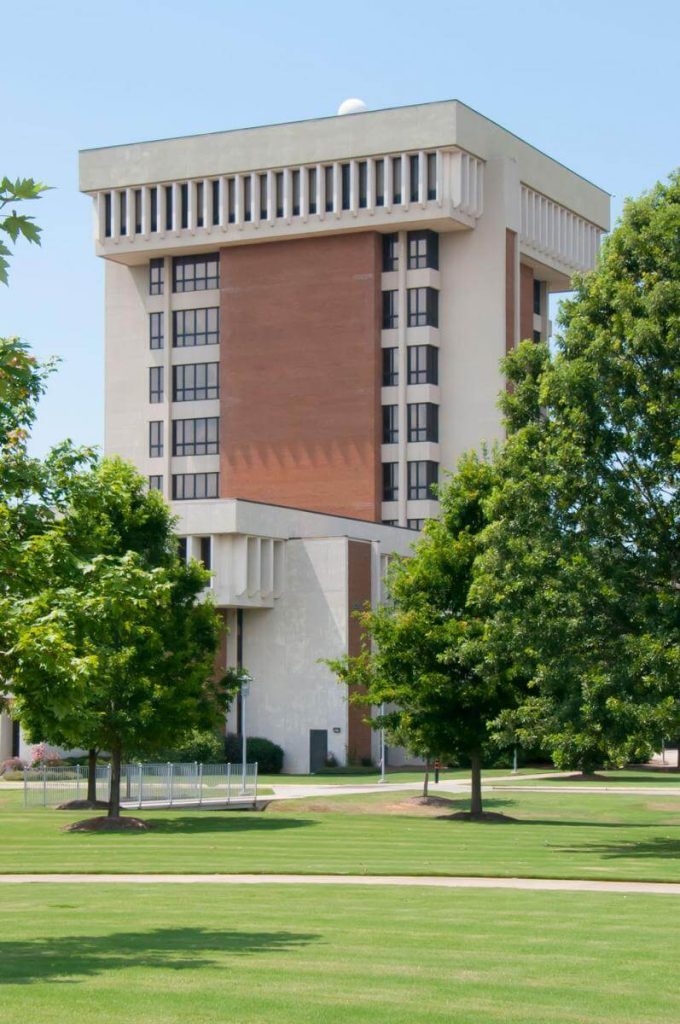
[219, 233, 382, 520]
[520, 263, 534, 343]
[347, 540, 373, 763]
[505, 229, 517, 356]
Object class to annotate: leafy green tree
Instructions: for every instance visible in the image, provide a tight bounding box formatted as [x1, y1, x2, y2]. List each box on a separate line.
[328, 454, 520, 817]
[6, 458, 237, 817]
[473, 173, 680, 772]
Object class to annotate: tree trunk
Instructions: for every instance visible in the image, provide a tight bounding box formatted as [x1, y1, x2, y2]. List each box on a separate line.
[470, 752, 483, 818]
[422, 764, 430, 798]
[108, 745, 122, 818]
[87, 747, 98, 804]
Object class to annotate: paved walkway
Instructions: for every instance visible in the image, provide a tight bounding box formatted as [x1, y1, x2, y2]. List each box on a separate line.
[1, 872, 679, 894]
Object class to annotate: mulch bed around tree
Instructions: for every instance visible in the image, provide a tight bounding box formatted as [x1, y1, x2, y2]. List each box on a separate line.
[443, 811, 517, 823]
[56, 799, 109, 811]
[62, 816, 151, 832]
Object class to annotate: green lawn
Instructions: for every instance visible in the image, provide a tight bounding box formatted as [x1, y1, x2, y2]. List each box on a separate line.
[257, 767, 552, 786]
[2, 786, 680, 882]
[1, 883, 678, 1023]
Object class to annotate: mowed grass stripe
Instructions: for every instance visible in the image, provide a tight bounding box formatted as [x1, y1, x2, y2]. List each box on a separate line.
[1, 884, 678, 1023]
[2, 788, 680, 882]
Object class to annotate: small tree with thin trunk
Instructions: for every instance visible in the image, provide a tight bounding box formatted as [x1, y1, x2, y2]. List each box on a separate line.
[328, 454, 521, 818]
[6, 458, 235, 820]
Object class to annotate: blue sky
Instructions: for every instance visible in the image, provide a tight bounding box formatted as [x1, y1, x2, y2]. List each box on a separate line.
[3, 0, 678, 455]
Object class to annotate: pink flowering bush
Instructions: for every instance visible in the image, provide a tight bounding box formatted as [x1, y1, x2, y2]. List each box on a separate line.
[30, 742, 62, 767]
[0, 757, 26, 775]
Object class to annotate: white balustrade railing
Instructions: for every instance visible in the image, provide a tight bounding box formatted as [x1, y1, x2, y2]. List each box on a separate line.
[520, 184, 602, 272]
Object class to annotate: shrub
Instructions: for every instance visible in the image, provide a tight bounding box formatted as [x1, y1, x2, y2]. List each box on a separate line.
[325, 753, 339, 768]
[360, 756, 373, 768]
[0, 757, 25, 775]
[1, 770, 25, 782]
[30, 742, 62, 766]
[156, 729, 226, 765]
[224, 734, 284, 774]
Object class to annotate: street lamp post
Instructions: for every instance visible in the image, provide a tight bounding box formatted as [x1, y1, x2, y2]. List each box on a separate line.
[239, 672, 252, 795]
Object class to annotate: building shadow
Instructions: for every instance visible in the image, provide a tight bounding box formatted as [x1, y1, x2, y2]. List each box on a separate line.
[0, 925, 318, 985]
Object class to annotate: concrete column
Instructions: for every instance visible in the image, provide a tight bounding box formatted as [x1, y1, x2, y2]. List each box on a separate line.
[0, 710, 13, 761]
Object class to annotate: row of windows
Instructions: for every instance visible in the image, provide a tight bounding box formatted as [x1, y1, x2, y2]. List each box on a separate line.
[382, 403, 439, 444]
[382, 461, 438, 502]
[150, 308, 220, 350]
[382, 230, 439, 272]
[105, 154, 438, 238]
[149, 255, 219, 296]
[149, 473, 219, 500]
[382, 518, 425, 531]
[382, 345, 438, 386]
[382, 287, 439, 329]
[148, 417, 220, 458]
[149, 363, 220, 403]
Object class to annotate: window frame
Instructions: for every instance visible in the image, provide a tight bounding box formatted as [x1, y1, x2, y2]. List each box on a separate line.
[382, 290, 399, 330]
[149, 366, 164, 404]
[407, 460, 438, 500]
[382, 347, 399, 387]
[407, 230, 439, 270]
[382, 462, 399, 502]
[382, 405, 399, 444]
[149, 420, 164, 458]
[172, 307, 219, 348]
[149, 311, 164, 350]
[407, 402, 439, 443]
[407, 345, 438, 385]
[172, 254, 219, 293]
[172, 473, 219, 500]
[407, 287, 439, 328]
[172, 362, 220, 403]
[172, 416, 220, 457]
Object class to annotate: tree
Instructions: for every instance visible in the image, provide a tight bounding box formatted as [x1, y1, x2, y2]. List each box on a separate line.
[0, 176, 49, 285]
[328, 454, 521, 817]
[472, 173, 680, 772]
[5, 457, 237, 817]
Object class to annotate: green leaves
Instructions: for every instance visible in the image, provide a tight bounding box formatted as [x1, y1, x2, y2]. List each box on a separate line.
[0, 176, 51, 285]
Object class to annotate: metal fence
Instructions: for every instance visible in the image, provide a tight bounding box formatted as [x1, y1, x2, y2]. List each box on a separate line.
[23, 762, 258, 809]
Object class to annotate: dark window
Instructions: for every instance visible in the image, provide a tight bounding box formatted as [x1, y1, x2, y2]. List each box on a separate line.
[407, 345, 438, 384]
[172, 473, 219, 500]
[375, 159, 385, 207]
[149, 312, 164, 350]
[196, 182, 204, 228]
[382, 405, 399, 444]
[307, 167, 317, 214]
[165, 185, 173, 230]
[382, 519, 398, 526]
[427, 153, 437, 200]
[149, 475, 163, 492]
[407, 287, 439, 327]
[149, 420, 164, 458]
[244, 175, 252, 221]
[119, 191, 127, 235]
[407, 518, 424, 531]
[533, 330, 542, 343]
[409, 154, 420, 202]
[104, 192, 112, 237]
[382, 290, 398, 329]
[173, 362, 219, 402]
[358, 161, 368, 208]
[150, 187, 158, 232]
[173, 307, 219, 347]
[291, 170, 300, 216]
[177, 536, 188, 561]
[149, 258, 164, 295]
[180, 183, 189, 229]
[149, 366, 164, 404]
[172, 254, 219, 292]
[276, 172, 284, 217]
[324, 165, 334, 212]
[408, 460, 438, 500]
[227, 177, 235, 223]
[533, 279, 542, 315]
[408, 403, 439, 442]
[382, 347, 398, 387]
[382, 462, 399, 502]
[172, 416, 219, 456]
[259, 174, 268, 219]
[341, 163, 350, 210]
[392, 157, 402, 203]
[134, 189, 142, 233]
[407, 230, 439, 270]
[211, 180, 220, 225]
[382, 233, 399, 272]
[200, 536, 211, 570]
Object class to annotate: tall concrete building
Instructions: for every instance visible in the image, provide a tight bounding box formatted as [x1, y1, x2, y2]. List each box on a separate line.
[0, 100, 610, 772]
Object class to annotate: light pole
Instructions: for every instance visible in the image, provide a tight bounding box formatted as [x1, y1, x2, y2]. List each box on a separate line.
[240, 672, 252, 795]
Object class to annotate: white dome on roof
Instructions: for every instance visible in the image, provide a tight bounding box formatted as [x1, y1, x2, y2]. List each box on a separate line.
[337, 98, 368, 116]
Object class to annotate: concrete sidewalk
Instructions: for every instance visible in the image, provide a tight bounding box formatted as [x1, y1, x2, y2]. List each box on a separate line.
[1, 872, 679, 895]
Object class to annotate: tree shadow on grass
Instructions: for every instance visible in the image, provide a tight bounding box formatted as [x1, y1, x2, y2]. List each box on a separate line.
[552, 836, 680, 861]
[0, 926, 318, 985]
[66, 815, 317, 837]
